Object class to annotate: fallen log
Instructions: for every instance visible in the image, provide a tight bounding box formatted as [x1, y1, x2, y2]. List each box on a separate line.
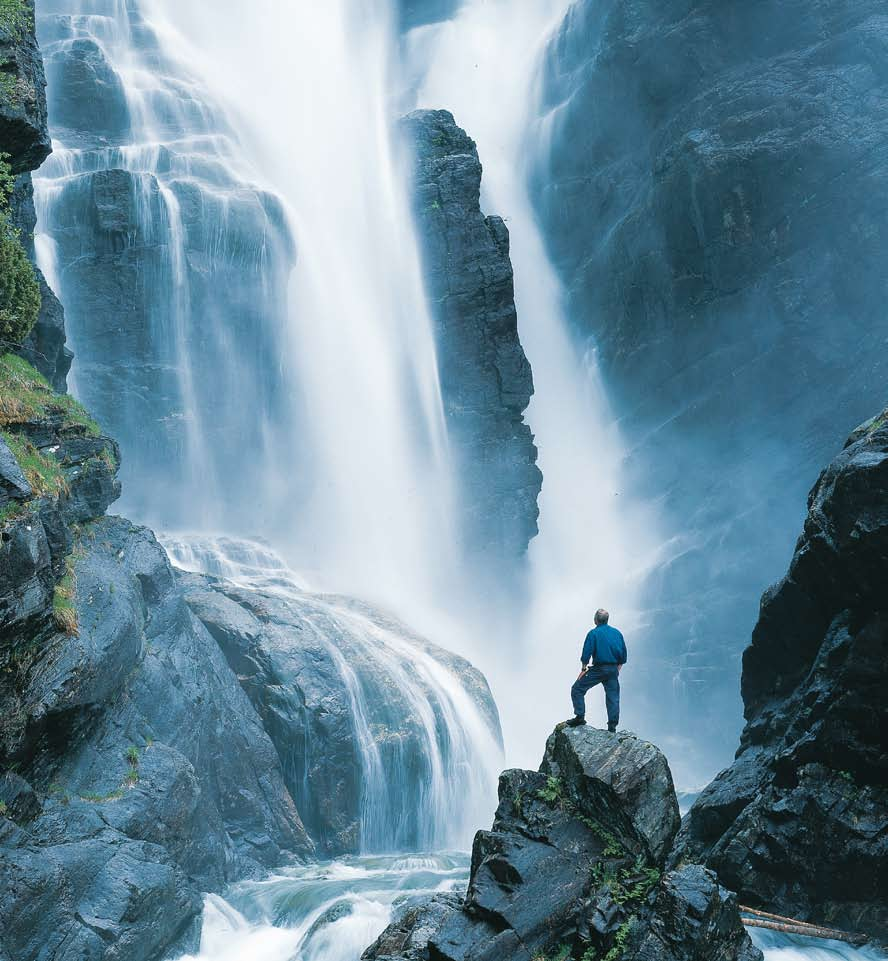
[740, 911, 869, 946]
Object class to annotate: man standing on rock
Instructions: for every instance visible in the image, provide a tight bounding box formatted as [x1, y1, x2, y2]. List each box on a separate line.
[567, 609, 627, 732]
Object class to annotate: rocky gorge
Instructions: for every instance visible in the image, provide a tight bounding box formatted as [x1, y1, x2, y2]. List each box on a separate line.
[1, 0, 887, 959]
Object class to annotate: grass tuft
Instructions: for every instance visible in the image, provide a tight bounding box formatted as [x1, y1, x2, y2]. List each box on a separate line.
[0, 353, 101, 434]
[52, 556, 78, 636]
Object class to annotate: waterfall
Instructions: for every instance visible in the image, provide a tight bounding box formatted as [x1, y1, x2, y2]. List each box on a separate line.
[408, 0, 663, 769]
[163, 535, 501, 854]
[34, 0, 295, 533]
[138, 0, 462, 617]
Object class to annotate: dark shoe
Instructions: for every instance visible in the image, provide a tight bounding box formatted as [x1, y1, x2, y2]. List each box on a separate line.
[567, 716, 587, 728]
[607, 723, 617, 733]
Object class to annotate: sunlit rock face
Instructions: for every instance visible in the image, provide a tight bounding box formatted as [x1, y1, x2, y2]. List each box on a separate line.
[533, 0, 888, 771]
[404, 108, 541, 569]
[34, 1, 294, 528]
[673, 410, 888, 940]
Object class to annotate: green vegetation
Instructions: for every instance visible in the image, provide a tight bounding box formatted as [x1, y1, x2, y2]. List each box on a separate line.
[123, 769, 139, 787]
[537, 774, 565, 805]
[0, 0, 31, 102]
[0, 155, 40, 346]
[2, 428, 65, 496]
[532, 946, 570, 961]
[51, 553, 78, 635]
[0, 800, 7, 817]
[81, 789, 124, 803]
[125, 746, 140, 767]
[0, 352, 100, 433]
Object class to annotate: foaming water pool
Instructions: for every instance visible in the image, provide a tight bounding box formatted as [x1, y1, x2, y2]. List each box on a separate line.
[173, 852, 886, 961]
[173, 853, 468, 961]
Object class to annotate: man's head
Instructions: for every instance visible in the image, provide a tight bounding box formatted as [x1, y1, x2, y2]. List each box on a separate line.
[594, 608, 609, 626]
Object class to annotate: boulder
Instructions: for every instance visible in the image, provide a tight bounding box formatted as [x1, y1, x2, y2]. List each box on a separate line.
[542, 726, 680, 864]
[672, 409, 888, 939]
[364, 725, 760, 961]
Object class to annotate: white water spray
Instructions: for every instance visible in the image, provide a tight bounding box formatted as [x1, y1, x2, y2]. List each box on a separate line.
[149, 0, 462, 620]
[410, 0, 662, 767]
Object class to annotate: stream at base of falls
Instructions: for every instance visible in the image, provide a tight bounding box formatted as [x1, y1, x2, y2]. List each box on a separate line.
[172, 852, 885, 961]
[173, 853, 469, 961]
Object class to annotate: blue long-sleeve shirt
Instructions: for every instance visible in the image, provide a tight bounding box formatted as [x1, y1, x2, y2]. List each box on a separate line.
[581, 624, 627, 667]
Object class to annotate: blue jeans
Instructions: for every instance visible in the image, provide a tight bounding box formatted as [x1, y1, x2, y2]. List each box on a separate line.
[571, 664, 620, 725]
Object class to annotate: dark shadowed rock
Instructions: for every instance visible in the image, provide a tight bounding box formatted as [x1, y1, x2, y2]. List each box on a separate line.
[673, 410, 888, 939]
[0, 518, 313, 961]
[0, 0, 50, 173]
[403, 108, 541, 570]
[8, 173, 72, 389]
[363, 725, 760, 961]
[0, 436, 31, 506]
[534, 0, 888, 771]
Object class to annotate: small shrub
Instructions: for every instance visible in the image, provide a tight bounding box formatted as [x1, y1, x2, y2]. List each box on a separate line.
[537, 775, 565, 805]
[80, 789, 124, 803]
[0, 155, 40, 346]
[0, 800, 7, 816]
[125, 746, 139, 767]
[123, 769, 139, 787]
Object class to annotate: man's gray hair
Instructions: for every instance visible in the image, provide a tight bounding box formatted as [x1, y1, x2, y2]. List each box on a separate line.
[594, 608, 609, 625]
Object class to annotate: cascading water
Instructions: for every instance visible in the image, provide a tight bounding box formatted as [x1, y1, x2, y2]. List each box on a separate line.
[34, 0, 295, 532]
[163, 535, 501, 855]
[407, 0, 664, 770]
[142, 0, 463, 617]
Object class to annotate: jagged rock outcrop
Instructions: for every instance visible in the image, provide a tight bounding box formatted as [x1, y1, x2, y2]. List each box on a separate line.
[533, 0, 888, 771]
[1, 0, 71, 389]
[179, 571, 503, 856]
[673, 410, 888, 939]
[404, 108, 541, 566]
[363, 726, 761, 961]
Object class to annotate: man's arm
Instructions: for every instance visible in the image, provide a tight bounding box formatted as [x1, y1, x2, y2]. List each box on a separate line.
[580, 631, 595, 668]
[618, 632, 628, 669]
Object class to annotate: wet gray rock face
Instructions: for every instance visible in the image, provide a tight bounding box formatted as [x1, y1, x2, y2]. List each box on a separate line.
[673, 411, 888, 940]
[534, 0, 888, 771]
[404, 108, 542, 569]
[0, 518, 313, 961]
[179, 574, 503, 856]
[397, 0, 458, 31]
[363, 726, 760, 961]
